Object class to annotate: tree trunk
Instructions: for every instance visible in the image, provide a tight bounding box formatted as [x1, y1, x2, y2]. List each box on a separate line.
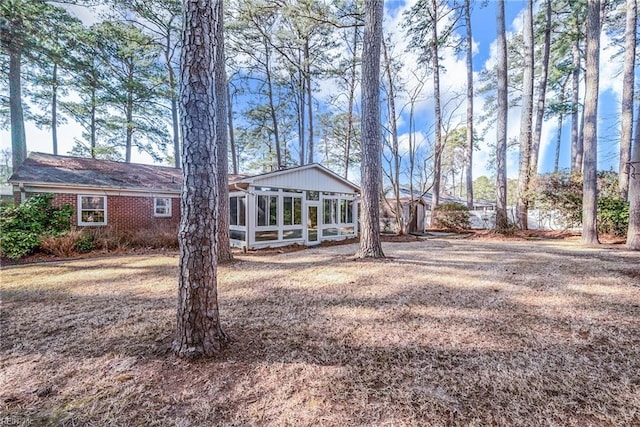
[52, 62, 58, 156]
[530, 0, 551, 178]
[495, 0, 509, 231]
[626, 101, 640, 249]
[570, 37, 582, 173]
[9, 49, 27, 171]
[305, 39, 314, 164]
[464, 0, 474, 210]
[90, 78, 97, 159]
[430, 0, 442, 225]
[227, 82, 238, 174]
[382, 38, 402, 235]
[516, 0, 534, 230]
[344, 24, 359, 180]
[554, 110, 563, 173]
[125, 67, 134, 163]
[619, 0, 636, 200]
[264, 40, 282, 169]
[298, 54, 305, 166]
[174, 0, 227, 359]
[215, 0, 233, 263]
[356, 0, 385, 259]
[582, 0, 600, 245]
[167, 32, 181, 169]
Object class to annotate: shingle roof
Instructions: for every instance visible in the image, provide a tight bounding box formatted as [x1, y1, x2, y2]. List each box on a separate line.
[9, 152, 185, 192]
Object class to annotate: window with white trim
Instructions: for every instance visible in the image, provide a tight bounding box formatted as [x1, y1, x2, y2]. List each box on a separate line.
[78, 195, 107, 226]
[230, 196, 246, 226]
[154, 197, 172, 217]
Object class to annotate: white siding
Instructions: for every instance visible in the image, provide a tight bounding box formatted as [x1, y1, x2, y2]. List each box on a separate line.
[251, 168, 356, 194]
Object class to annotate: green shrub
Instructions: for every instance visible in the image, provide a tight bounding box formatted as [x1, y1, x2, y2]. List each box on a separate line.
[0, 194, 73, 259]
[75, 233, 95, 252]
[534, 172, 583, 228]
[432, 202, 471, 230]
[597, 197, 629, 237]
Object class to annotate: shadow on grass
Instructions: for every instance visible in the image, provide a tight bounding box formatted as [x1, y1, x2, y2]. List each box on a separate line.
[2, 239, 639, 425]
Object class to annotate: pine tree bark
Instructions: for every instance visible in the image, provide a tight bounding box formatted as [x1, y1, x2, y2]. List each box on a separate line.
[619, 0, 636, 201]
[516, 0, 534, 230]
[305, 39, 314, 164]
[215, 0, 232, 263]
[495, 0, 509, 231]
[51, 62, 58, 155]
[227, 83, 238, 174]
[627, 102, 640, 249]
[530, 0, 551, 179]
[430, 0, 443, 223]
[570, 35, 582, 173]
[9, 49, 27, 171]
[464, 0, 474, 210]
[581, 0, 600, 245]
[174, 0, 227, 358]
[356, 0, 385, 259]
[165, 30, 181, 169]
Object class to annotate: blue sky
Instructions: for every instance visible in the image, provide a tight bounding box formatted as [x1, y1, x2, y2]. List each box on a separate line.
[0, 0, 628, 182]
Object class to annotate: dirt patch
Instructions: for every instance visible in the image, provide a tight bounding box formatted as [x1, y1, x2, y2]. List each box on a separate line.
[1, 238, 639, 425]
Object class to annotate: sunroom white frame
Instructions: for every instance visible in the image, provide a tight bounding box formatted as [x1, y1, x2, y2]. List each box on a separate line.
[228, 164, 359, 250]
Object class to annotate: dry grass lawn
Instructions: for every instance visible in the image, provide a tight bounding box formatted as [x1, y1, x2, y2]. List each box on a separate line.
[1, 237, 639, 426]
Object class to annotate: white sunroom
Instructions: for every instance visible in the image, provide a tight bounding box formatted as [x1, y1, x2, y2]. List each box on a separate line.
[228, 164, 360, 250]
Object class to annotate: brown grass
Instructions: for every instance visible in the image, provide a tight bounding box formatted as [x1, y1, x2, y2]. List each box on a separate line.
[1, 238, 639, 426]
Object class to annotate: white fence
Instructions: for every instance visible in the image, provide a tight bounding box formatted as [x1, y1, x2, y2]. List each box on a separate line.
[424, 208, 574, 230]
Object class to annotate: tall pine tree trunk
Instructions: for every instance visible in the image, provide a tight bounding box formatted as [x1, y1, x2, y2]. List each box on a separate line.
[582, 0, 600, 245]
[516, 0, 534, 230]
[264, 41, 282, 169]
[627, 102, 640, 249]
[90, 79, 97, 159]
[382, 38, 402, 234]
[174, 0, 227, 359]
[215, 0, 232, 263]
[166, 32, 181, 169]
[305, 40, 314, 164]
[356, 0, 385, 259]
[125, 69, 134, 163]
[619, 0, 636, 200]
[430, 0, 442, 224]
[570, 37, 582, 173]
[464, 0, 474, 210]
[51, 62, 58, 155]
[227, 82, 238, 174]
[344, 24, 359, 180]
[530, 0, 551, 178]
[495, 0, 509, 231]
[9, 49, 27, 171]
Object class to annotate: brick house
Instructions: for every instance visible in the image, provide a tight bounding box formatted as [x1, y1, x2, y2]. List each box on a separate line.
[9, 152, 360, 249]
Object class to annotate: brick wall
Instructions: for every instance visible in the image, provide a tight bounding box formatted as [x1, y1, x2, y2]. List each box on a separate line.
[29, 191, 181, 233]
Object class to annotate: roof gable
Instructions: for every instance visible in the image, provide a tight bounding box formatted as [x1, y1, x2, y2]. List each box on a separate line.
[235, 164, 359, 193]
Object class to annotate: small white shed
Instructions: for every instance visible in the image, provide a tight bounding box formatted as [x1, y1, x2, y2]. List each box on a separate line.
[228, 164, 360, 250]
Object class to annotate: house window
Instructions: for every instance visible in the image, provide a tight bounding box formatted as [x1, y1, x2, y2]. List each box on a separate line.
[283, 196, 302, 225]
[154, 197, 172, 217]
[230, 196, 246, 226]
[340, 200, 353, 223]
[78, 195, 107, 226]
[323, 199, 338, 224]
[257, 195, 277, 226]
